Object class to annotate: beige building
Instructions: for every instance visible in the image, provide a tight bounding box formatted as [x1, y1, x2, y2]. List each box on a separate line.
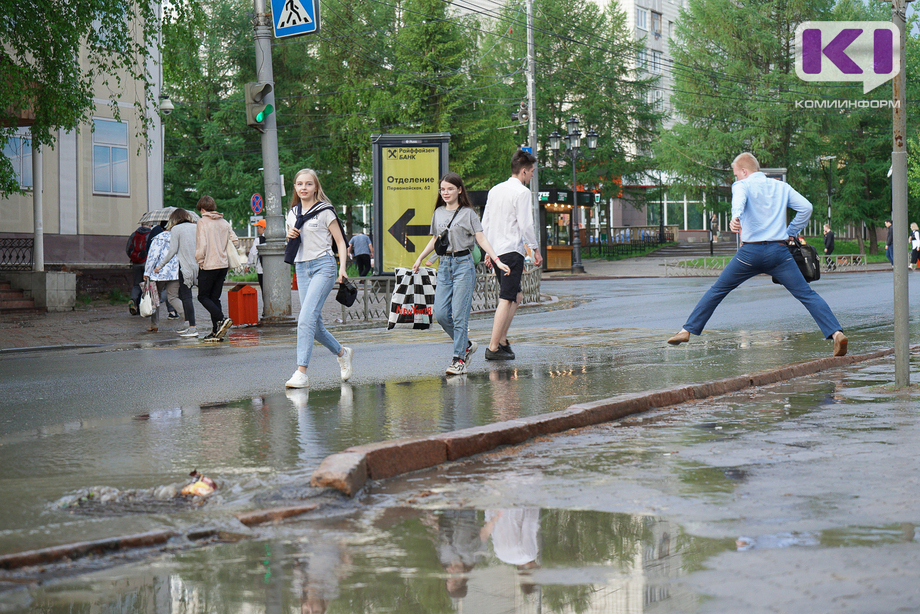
[1, 19, 165, 267]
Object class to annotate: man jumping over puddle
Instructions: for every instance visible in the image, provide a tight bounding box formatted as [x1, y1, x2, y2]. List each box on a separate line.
[667, 152, 847, 357]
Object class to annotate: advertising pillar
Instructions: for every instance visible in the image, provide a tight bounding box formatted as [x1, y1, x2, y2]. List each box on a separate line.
[371, 133, 450, 273]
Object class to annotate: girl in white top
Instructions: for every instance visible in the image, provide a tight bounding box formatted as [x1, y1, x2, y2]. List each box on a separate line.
[284, 168, 353, 389]
[413, 172, 509, 375]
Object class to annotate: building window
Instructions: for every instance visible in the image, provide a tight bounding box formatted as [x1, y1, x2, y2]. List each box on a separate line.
[93, 119, 129, 195]
[2, 130, 33, 189]
[651, 50, 662, 74]
[637, 49, 648, 72]
[636, 8, 648, 31]
[651, 11, 662, 36]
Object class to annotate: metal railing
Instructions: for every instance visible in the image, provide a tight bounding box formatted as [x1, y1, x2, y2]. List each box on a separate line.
[584, 225, 677, 259]
[337, 265, 542, 323]
[0, 238, 34, 270]
[664, 253, 869, 276]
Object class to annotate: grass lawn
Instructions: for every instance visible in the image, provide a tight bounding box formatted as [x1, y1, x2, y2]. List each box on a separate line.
[582, 242, 678, 261]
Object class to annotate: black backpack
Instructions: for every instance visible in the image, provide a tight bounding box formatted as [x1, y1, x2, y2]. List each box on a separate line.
[126, 226, 152, 263]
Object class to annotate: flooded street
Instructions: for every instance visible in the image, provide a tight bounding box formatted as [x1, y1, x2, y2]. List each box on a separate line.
[1, 273, 918, 611]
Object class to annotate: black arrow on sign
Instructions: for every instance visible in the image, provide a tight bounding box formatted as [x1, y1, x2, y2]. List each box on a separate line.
[388, 208, 430, 252]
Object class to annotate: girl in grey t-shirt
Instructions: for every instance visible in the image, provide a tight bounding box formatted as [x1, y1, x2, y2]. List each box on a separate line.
[412, 172, 509, 375]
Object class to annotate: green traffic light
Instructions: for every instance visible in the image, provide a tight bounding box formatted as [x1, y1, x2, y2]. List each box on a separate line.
[256, 104, 274, 123]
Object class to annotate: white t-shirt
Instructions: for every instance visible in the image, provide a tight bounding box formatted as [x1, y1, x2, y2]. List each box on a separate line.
[285, 204, 338, 262]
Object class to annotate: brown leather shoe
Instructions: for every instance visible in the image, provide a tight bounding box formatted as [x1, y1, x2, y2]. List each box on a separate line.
[832, 332, 848, 357]
[667, 330, 690, 345]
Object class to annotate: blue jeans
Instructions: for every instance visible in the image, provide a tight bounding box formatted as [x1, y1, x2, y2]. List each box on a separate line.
[683, 242, 842, 339]
[295, 256, 342, 368]
[886, 244, 894, 265]
[434, 254, 475, 359]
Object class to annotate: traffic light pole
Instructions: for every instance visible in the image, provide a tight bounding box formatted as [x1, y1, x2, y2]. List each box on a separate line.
[252, 0, 291, 320]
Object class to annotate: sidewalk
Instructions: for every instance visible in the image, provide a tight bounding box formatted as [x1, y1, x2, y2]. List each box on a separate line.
[0, 254, 895, 351]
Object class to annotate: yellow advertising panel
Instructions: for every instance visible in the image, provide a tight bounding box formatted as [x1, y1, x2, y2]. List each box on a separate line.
[381, 145, 440, 272]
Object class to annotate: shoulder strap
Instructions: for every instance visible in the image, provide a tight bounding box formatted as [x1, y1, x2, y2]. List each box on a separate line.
[445, 207, 461, 228]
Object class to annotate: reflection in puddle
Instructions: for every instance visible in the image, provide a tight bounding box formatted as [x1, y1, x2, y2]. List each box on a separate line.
[5, 509, 728, 613]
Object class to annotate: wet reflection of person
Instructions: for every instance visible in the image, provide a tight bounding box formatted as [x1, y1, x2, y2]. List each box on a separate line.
[434, 510, 487, 598]
[292, 538, 349, 614]
[483, 509, 540, 572]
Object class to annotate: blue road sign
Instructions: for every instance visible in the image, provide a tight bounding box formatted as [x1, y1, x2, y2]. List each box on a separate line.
[271, 0, 320, 39]
[521, 146, 534, 154]
[251, 193, 264, 214]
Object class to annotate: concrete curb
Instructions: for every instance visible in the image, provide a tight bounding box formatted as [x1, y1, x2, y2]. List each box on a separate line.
[309, 348, 897, 497]
[0, 504, 322, 572]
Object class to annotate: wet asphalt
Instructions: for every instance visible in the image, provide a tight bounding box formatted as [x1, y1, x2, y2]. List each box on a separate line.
[0, 261, 919, 612]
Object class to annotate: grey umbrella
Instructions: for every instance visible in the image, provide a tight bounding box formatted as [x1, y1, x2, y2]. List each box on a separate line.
[138, 207, 200, 225]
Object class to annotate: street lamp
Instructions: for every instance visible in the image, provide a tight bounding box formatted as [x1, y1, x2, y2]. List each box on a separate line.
[549, 116, 598, 274]
[819, 155, 836, 223]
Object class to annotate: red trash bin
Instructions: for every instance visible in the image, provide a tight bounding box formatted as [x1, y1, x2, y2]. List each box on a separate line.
[228, 283, 259, 326]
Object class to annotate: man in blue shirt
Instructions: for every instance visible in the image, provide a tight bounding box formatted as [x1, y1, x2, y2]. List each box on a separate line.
[667, 153, 848, 356]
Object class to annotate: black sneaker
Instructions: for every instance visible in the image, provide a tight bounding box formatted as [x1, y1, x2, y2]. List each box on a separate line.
[485, 346, 514, 361]
[214, 318, 233, 339]
[499, 342, 515, 359]
[128, 300, 139, 316]
[167, 312, 180, 320]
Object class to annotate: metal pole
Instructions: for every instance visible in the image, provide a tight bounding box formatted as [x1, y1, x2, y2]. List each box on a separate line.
[891, 0, 910, 386]
[570, 152, 585, 273]
[526, 0, 540, 264]
[252, 0, 291, 320]
[32, 141, 43, 272]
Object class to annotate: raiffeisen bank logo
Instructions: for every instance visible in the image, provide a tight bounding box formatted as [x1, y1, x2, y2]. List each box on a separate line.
[795, 22, 900, 93]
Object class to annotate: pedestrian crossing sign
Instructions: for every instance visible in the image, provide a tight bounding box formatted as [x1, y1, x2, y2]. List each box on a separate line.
[271, 0, 320, 39]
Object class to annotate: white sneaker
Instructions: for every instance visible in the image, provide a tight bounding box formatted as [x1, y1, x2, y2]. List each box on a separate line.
[285, 370, 309, 388]
[178, 327, 199, 338]
[337, 346, 353, 382]
[445, 358, 467, 375]
[463, 340, 478, 366]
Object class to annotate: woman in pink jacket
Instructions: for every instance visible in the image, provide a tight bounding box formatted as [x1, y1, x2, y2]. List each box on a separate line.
[195, 195, 239, 342]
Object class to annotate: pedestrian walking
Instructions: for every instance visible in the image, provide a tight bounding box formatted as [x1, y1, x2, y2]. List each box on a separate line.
[667, 152, 848, 356]
[160, 208, 200, 338]
[142, 223, 183, 334]
[412, 172, 510, 375]
[284, 168, 353, 389]
[823, 223, 835, 271]
[194, 195, 239, 343]
[910, 222, 920, 270]
[347, 231, 374, 277]
[125, 223, 154, 315]
[481, 150, 544, 360]
[885, 219, 894, 266]
[246, 219, 266, 289]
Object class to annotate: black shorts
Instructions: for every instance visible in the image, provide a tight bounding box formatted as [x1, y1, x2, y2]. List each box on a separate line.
[495, 251, 525, 302]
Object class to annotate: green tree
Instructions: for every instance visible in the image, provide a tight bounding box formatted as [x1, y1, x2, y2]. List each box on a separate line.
[1, 0, 160, 195]
[655, 0, 835, 201]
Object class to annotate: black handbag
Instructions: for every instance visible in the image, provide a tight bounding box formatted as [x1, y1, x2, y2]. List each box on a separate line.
[772, 237, 820, 284]
[433, 208, 461, 256]
[335, 278, 358, 307]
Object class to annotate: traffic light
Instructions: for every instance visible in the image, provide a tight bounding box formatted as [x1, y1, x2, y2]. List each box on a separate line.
[511, 100, 528, 122]
[245, 82, 274, 132]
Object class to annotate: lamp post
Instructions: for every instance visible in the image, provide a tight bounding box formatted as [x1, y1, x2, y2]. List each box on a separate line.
[819, 155, 836, 224]
[549, 116, 598, 274]
[158, 94, 173, 209]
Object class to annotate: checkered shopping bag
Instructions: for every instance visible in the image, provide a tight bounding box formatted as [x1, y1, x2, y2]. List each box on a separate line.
[387, 267, 437, 330]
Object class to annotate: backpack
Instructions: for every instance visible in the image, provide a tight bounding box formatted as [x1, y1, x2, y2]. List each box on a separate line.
[126, 226, 152, 263]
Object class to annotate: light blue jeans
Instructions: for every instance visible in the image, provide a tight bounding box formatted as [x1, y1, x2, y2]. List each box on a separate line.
[683, 242, 842, 338]
[295, 256, 342, 368]
[434, 254, 475, 359]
